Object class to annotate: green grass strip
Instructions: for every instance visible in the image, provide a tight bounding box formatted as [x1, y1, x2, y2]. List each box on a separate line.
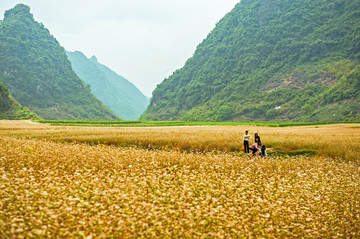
[34, 120, 360, 127]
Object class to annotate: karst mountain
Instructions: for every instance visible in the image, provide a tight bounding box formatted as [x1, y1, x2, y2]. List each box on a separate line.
[0, 4, 119, 120]
[141, 0, 360, 121]
[67, 51, 149, 120]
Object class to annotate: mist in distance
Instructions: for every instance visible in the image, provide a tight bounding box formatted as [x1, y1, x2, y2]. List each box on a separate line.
[0, 0, 240, 96]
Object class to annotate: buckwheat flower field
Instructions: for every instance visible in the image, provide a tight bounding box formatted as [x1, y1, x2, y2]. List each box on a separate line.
[1, 121, 359, 237]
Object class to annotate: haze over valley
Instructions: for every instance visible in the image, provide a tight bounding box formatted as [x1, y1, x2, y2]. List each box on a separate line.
[0, 0, 359, 121]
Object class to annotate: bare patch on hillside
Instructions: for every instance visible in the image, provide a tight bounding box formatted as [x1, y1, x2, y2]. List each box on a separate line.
[261, 73, 338, 92]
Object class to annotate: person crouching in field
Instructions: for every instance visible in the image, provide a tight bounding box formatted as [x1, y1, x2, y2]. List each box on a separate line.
[243, 130, 251, 153]
[249, 142, 259, 155]
[260, 145, 267, 157]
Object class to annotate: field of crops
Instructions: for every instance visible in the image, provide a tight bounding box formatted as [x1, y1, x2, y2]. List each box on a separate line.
[36, 119, 359, 127]
[1, 121, 360, 237]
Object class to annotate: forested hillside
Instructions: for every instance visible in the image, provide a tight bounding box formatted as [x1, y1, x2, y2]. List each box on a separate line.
[67, 51, 149, 120]
[0, 4, 119, 120]
[141, 0, 360, 121]
[0, 80, 39, 120]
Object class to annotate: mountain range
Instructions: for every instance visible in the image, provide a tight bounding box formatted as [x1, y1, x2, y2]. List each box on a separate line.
[141, 0, 360, 121]
[1, 2, 359, 122]
[66, 51, 149, 120]
[0, 4, 119, 120]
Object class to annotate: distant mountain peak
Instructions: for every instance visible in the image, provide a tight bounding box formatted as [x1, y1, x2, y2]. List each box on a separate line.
[0, 4, 120, 120]
[67, 50, 149, 120]
[90, 56, 98, 62]
[4, 4, 32, 19]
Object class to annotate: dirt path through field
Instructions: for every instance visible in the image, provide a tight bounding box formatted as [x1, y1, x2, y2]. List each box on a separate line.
[0, 120, 52, 129]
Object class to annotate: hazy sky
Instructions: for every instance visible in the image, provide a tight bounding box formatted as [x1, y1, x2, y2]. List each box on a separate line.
[0, 0, 239, 96]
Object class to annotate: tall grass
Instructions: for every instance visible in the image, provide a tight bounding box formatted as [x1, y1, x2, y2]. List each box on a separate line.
[4, 122, 360, 162]
[1, 135, 359, 237]
[1, 121, 360, 237]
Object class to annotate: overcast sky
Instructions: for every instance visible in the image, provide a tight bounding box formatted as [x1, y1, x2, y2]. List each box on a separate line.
[0, 0, 239, 96]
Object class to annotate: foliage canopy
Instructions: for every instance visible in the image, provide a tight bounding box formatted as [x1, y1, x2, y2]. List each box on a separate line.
[0, 77, 39, 120]
[0, 4, 119, 120]
[141, 0, 360, 122]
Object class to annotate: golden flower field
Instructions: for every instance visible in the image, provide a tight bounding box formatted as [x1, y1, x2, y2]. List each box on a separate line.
[1, 121, 360, 237]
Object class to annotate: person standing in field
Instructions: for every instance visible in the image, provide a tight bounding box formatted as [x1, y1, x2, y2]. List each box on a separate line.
[243, 130, 250, 153]
[254, 133, 261, 146]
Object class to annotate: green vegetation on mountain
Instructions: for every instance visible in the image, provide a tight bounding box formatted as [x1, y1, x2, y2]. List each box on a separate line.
[141, 0, 360, 122]
[0, 4, 119, 120]
[0, 80, 39, 120]
[67, 51, 149, 120]
[36, 120, 358, 128]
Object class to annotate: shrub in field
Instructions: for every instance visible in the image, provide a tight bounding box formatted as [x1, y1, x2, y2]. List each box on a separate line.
[269, 149, 318, 157]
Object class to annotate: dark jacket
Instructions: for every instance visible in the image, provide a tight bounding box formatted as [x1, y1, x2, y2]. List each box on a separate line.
[255, 135, 261, 145]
